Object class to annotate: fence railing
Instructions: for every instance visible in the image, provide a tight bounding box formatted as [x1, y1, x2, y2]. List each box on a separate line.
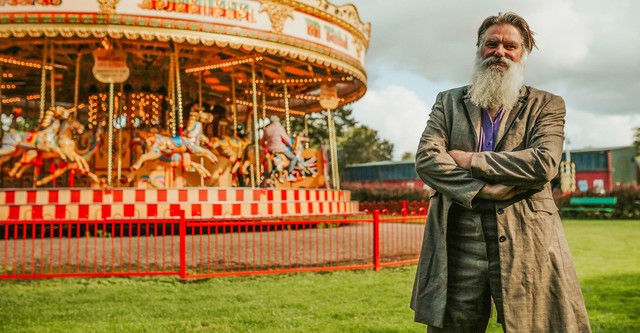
[0, 210, 426, 280]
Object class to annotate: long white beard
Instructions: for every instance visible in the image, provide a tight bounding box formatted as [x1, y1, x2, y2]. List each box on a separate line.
[468, 52, 526, 111]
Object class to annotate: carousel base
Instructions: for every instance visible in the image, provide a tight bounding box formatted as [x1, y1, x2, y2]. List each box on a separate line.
[0, 187, 359, 221]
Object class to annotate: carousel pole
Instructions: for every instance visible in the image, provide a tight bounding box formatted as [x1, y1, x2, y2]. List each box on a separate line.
[174, 45, 184, 133]
[73, 52, 81, 110]
[261, 86, 267, 120]
[283, 82, 291, 135]
[71, 52, 81, 188]
[0, 64, 3, 115]
[107, 82, 115, 188]
[117, 84, 123, 186]
[39, 38, 48, 122]
[251, 61, 260, 187]
[168, 54, 176, 137]
[49, 42, 55, 108]
[198, 71, 204, 187]
[304, 113, 309, 149]
[231, 68, 237, 137]
[327, 109, 339, 189]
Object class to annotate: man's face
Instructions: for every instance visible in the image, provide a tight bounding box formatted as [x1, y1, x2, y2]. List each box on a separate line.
[480, 24, 524, 68]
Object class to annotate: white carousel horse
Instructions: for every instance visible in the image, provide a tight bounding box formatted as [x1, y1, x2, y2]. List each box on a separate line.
[130, 109, 218, 179]
[0, 106, 71, 169]
[35, 124, 104, 187]
[8, 115, 91, 179]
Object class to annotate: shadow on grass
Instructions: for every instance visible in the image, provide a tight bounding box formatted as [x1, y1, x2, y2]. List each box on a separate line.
[582, 272, 640, 333]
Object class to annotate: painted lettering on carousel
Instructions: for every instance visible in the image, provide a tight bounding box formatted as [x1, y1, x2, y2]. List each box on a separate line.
[305, 18, 320, 39]
[324, 25, 347, 49]
[0, 0, 61, 5]
[138, 0, 255, 22]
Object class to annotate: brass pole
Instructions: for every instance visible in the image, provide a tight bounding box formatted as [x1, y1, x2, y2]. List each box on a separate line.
[74, 52, 81, 110]
[174, 45, 184, 132]
[168, 54, 176, 137]
[39, 38, 48, 122]
[231, 68, 237, 137]
[49, 42, 55, 108]
[251, 62, 260, 187]
[107, 82, 115, 187]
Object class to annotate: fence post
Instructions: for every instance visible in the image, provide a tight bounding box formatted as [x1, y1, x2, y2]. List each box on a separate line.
[373, 209, 380, 272]
[178, 209, 187, 281]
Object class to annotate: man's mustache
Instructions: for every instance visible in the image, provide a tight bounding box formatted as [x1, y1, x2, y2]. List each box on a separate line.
[481, 56, 512, 69]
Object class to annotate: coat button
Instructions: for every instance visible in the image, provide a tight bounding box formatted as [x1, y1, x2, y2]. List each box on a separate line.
[499, 236, 507, 243]
[497, 208, 504, 215]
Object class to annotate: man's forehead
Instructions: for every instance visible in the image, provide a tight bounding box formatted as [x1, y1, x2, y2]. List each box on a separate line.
[485, 24, 522, 40]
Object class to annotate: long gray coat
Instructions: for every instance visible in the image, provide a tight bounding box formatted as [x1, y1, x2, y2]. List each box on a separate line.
[411, 85, 591, 332]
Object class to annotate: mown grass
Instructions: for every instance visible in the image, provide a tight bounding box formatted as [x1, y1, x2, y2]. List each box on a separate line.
[0, 220, 638, 333]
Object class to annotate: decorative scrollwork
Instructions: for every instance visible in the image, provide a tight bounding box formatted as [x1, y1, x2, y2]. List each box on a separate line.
[98, 0, 120, 15]
[258, 1, 294, 34]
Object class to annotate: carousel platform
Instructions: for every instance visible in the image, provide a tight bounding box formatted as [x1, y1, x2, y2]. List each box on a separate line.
[0, 187, 359, 221]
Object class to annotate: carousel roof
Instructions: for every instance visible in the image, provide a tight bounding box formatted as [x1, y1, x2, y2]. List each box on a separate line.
[0, 0, 370, 117]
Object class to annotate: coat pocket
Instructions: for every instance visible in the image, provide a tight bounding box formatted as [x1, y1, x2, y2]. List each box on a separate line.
[526, 198, 558, 216]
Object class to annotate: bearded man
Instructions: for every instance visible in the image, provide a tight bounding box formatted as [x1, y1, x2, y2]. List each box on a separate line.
[411, 12, 591, 333]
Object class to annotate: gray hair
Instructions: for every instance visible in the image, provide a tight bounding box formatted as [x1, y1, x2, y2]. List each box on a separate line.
[476, 12, 537, 54]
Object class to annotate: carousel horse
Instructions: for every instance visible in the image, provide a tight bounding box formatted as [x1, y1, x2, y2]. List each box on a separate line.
[241, 133, 318, 187]
[130, 108, 217, 179]
[8, 113, 90, 179]
[210, 123, 252, 175]
[0, 106, 72, 169]
[35, 123, 104, 187]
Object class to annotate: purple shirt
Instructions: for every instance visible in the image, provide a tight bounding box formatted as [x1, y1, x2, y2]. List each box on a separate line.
[477, 108, 505, 152]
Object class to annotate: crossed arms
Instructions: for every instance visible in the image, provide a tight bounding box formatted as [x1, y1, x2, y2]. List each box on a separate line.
[415, 91, 565, 208]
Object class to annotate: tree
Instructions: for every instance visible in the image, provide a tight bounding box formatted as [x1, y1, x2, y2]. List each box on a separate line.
[634, 126, 640, 155]
[401, 152, 415, 161]
[289, 107, 357, 148]
[337, 126, 394, 165]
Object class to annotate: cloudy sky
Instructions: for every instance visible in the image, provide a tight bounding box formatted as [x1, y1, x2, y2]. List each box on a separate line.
[334, 0, 639, 160]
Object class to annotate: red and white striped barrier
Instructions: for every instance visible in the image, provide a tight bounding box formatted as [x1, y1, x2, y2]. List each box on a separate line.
[0, 188, 359, 220]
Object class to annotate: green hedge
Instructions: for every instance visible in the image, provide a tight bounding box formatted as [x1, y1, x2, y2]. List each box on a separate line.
[342, 184, 430, 202]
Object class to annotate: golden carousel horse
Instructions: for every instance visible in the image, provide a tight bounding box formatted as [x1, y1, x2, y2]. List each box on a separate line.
[130, 108, 218, 179]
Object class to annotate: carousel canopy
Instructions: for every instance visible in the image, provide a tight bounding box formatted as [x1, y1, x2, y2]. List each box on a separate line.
[0, 0, 370, 117]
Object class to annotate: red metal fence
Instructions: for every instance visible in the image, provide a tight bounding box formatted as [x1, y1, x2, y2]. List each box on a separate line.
[0, 210, 426, 280]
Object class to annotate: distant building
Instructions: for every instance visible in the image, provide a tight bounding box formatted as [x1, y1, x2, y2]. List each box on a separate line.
[343, 160, 425, 188]
[562, 145, 638, 192]
[344, 145, 639, 193]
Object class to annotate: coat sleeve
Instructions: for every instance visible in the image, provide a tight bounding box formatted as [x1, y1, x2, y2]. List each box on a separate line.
[469, 95, 565, 188]
[415, 92, 487, 209]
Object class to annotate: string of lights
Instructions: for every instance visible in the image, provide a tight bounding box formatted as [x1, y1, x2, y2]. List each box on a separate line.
[184, 56, 264, 73]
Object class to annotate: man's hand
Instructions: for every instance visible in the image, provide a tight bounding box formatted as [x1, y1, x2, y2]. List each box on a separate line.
[477, 184, 527, 201]
[448, 150, 473, 170]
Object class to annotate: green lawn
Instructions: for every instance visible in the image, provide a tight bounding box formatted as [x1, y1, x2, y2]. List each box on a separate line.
[0, 220, 638, 333]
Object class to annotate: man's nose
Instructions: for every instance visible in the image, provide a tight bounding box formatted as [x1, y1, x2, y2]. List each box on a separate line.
[494, 45, 506, 57]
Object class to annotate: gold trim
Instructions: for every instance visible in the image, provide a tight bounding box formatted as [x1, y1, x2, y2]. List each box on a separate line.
[97, 0, 120, 15]
[258, 1, 294, 34]
[0, 23, 368, 86]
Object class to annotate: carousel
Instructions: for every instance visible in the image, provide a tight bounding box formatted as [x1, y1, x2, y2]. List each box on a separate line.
[0, 0, 369, 220]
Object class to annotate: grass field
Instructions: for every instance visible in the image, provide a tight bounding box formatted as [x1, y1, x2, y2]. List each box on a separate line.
[1, 220, 638, 333]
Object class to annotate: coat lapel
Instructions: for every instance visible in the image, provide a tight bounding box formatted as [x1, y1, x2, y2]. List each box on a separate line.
[462, 88, 482, 150]
[495, 85, 529, 151]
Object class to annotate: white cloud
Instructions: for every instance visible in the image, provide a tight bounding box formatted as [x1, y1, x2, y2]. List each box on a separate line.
[565, 108, 639, 149]
[349, 85, 429, 160]
[333, 0, 639, 156]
